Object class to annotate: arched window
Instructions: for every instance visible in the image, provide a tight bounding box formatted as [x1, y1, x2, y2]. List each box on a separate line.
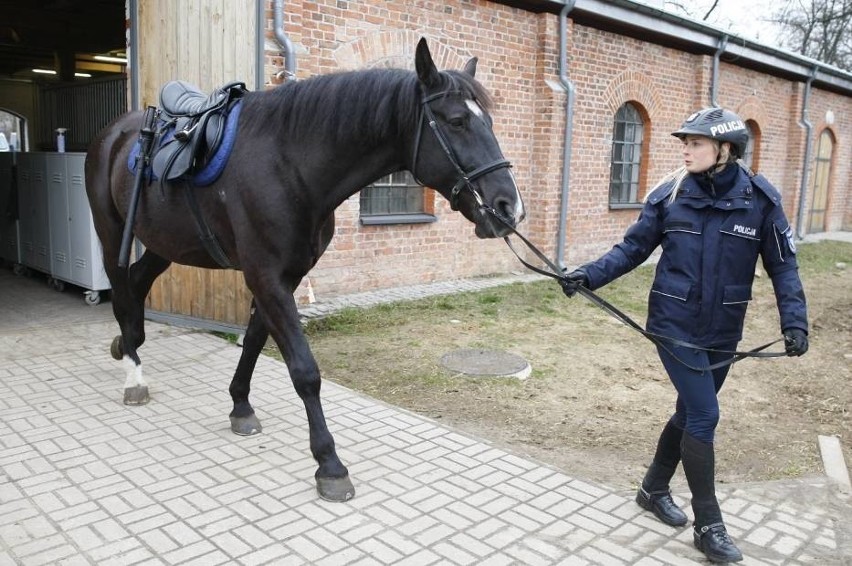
[608, 103, 646, 206]
[0, 108, 27, 152]
[743, 120, 761, 171]
[808, 129, 834, 233]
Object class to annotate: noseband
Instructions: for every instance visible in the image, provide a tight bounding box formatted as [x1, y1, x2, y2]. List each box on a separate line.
[410, 90, 512, 211]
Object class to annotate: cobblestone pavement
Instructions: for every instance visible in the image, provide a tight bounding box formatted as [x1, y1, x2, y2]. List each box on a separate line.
[1, 258, 850, 565]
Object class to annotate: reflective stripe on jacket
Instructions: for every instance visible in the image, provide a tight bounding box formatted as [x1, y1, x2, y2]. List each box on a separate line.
[580, 166, 808, 346]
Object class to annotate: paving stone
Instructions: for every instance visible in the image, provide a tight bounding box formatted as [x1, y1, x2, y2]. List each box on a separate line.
[1, 269, 850, 565]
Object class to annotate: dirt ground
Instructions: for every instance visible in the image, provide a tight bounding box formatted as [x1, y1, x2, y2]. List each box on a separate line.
[302, 241, 851, 491]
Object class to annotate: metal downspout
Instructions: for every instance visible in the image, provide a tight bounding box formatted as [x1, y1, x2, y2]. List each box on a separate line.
[795, 66, 818, 239]
[273, 0, 297, 81]
[128, 0, 140, 111]
[710, 34, 728, 107]
[255, 0, 265, 90]
[556, 0, 578, 270]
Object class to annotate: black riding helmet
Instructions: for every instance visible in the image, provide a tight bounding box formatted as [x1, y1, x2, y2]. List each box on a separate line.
[671, 107, 748, 159]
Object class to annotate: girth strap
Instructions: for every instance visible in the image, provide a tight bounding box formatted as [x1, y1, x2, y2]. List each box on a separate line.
[183, 183, 235, 269]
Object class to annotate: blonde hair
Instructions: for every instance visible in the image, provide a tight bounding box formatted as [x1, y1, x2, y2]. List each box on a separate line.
[649, 140, 738, 204]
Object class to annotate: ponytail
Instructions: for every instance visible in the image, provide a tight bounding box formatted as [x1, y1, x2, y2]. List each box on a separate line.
[645, 166, 689, 204]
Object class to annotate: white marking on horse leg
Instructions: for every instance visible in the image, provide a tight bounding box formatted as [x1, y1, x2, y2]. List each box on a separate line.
[122, 356, 146, 389]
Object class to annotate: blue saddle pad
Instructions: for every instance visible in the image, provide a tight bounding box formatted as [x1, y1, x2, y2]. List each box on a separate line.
[128, 99, 242, 186]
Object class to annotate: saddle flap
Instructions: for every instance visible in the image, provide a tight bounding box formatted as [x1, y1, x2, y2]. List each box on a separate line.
[205, 114, 224, 153]
[151, 137, 193, 181]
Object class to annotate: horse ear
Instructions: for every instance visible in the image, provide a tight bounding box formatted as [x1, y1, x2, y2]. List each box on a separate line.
[415, 37, 440, 88]
[463, 57, 478, 78]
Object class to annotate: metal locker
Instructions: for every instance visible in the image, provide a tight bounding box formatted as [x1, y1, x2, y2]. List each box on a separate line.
[16, 153, 36, 271]
[47, 153, 72, 282]
[0, 152, 20, 264]
[31, 156, 51, 274]
[65, 154, 110, 296]
[12, 152, 110, 303]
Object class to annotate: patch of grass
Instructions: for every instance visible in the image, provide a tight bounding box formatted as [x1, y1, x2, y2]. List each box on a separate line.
[302, 242, 850, 343]
[301, 269, 657, 341]
[796, 240, 851, 276]
[764, 462, 811, 480]
[296, 240, 848, 360]
[211, 331, 240, 344]
[304, 307, 368, 335]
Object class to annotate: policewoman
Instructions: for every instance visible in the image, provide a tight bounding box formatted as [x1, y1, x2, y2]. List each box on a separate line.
[563, 107, 809, 563]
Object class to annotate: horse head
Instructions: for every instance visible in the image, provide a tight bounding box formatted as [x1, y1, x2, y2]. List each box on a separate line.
[410, 38, 525, 238]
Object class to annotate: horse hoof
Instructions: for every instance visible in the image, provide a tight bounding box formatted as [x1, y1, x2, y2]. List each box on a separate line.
[316, 475, 355, 502]
[110, 336, 123, 360]
[230, 413, 262, 436]
[123, 386, 149, 405]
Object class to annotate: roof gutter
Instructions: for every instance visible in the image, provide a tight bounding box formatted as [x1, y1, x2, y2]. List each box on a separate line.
[490, 0, 852, 95]
[555, 0, 578, 270]
[710, 34, 728, 107]
[795, 66, 818, 239]
[273, 0, 297, 81]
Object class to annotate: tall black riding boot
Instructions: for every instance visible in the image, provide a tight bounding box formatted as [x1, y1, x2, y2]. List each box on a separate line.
[681, 433, 743, 563]
[636, 420, 688, 526]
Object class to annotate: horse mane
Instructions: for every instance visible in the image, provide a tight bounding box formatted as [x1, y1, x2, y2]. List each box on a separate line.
[239, 66, 494, 146]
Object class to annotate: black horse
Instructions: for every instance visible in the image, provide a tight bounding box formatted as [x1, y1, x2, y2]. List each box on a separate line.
[85, 38, 525, 501]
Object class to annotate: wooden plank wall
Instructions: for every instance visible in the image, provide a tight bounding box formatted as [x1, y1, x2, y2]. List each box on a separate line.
[136, 0, 256, 328]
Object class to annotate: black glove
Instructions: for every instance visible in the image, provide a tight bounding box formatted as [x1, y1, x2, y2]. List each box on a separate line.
[783, 328, 808, 357]
[560, 269, 588, 298]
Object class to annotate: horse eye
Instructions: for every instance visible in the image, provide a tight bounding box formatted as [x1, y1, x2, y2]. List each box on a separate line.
[448, 117, 467, 129]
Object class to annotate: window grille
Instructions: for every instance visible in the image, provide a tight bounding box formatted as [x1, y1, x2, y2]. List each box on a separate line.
[360, 170, 435, 225]
[609, 103, 644, 205]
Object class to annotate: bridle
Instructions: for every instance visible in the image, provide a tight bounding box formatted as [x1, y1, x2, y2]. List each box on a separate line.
[410, 90, 513, 211]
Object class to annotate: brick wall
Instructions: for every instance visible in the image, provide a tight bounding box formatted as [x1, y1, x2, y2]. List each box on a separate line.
[258, 1, 851, 302]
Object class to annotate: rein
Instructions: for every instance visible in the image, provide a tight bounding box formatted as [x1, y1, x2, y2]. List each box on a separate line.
[411, 90, 512, 211]
[481, 205, 787, 372]
[407, 87, 785, 371]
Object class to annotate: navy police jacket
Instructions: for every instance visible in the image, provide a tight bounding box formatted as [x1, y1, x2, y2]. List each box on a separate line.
[579, 165, 808, 347]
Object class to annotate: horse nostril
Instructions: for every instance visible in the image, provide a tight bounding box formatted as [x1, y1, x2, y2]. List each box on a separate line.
[494, 197, 515, 224]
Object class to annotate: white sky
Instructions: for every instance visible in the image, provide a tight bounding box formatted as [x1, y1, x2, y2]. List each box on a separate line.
[638, 0, 785, 50]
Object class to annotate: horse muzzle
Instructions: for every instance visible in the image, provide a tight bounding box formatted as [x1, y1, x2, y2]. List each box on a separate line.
[472, 171, 525, 239]
[473, 199, 524, 239]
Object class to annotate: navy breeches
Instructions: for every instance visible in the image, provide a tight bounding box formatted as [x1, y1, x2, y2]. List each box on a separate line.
[656, 342, 738, 443]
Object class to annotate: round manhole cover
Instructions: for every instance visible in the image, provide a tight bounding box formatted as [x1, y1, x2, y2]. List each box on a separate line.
[439, 349, 531, 380]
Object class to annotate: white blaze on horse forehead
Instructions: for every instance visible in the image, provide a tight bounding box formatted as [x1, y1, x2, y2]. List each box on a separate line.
[464, 98, 523, 221]
[465, 99, 485, 120]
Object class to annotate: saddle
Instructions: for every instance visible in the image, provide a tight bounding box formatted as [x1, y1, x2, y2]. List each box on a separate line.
[151, 80, 247, 182]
